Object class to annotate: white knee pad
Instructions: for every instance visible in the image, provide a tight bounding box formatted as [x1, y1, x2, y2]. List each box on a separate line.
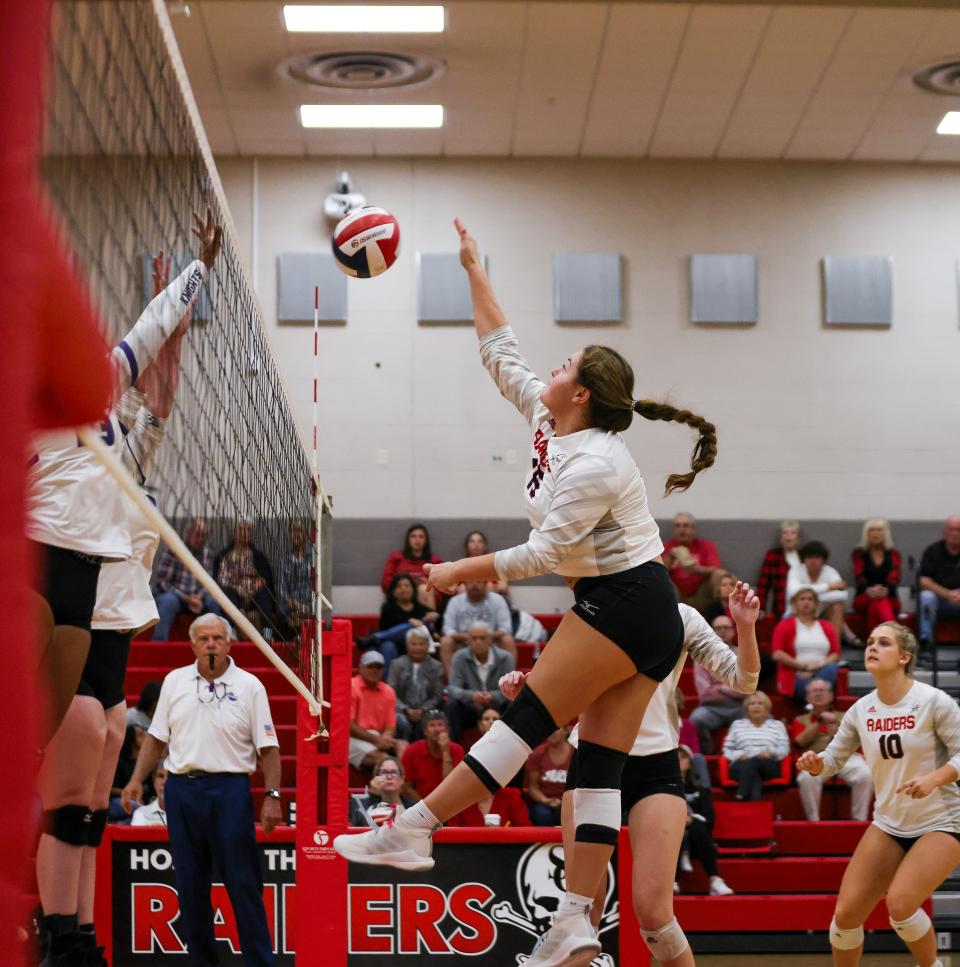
[890, 908, 931, 942]
[572, 787, 621, 845]
[642, 917, 689, 962]
[829, 918, 864, 950]
[463, 719, 531, 790]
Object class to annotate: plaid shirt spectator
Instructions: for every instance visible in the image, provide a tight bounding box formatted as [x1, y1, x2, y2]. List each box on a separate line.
[757, 547, 790, 617]
[154, 544, 214, 599]
[277, 550, 312, 610]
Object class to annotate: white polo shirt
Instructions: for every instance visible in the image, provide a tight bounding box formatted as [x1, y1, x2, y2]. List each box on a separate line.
[149, 657, 279, 775]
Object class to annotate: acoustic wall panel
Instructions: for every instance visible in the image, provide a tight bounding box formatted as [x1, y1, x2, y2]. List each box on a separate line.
[553, 252, 622, 324]
[822, 256, 893, 327]
[417, 251, 485, 324]
[277, 252, 347, 324]
[690, 254, 758, 325]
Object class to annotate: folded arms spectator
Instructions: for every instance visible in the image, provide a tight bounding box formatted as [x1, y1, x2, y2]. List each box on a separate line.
[918, 515, 960, 650]
[722, 692, 790, 801]
[444, 622, 515, 741]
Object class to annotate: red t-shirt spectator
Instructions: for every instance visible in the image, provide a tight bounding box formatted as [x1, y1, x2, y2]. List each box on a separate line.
[467, 787, 531, 827]
[526, 742, 573, 801]
[350, 675, 396, 733]
[380, 551, 444, 594]
[663, 538, 722, 598]
[402, 738, 480, 826]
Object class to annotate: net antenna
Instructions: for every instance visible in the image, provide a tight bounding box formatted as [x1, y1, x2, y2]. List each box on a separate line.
[43, 0, 331, 721]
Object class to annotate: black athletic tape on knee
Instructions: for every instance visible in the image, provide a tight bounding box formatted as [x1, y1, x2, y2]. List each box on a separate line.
[43, 805, 94, 847]
[575, 824, 620, 846]
[574, 740, 628, 789]
[86, 809, 109, 847]
[464, 754, 501, 795]
[501, 683, 558, 750]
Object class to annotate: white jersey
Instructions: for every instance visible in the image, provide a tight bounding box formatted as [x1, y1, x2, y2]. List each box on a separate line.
[28, 261, 205, 559]
[820, 680, 960, 837]
[570, 604, 759, 756]
[480, 326, 663, 582]
[92, 389, 165, 632]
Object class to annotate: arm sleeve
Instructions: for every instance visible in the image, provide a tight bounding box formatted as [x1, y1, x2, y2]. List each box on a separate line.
[493, 453, 620, 581]
[685, 610, 757, 693]
[147, 677, 172, 743]
[772, 721, 791, 759]
[251, 682, 280, 751]
[935, 691, 960, 779]
[477, 326, 548, 428]
[819, 706, 863, 778]
[111, 260, 206, 397]
[721, 722, 741, 761]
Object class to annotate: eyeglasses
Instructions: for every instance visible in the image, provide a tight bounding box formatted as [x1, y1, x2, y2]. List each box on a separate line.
[378, 770, 401, 778]
[196, 678, 229, 704]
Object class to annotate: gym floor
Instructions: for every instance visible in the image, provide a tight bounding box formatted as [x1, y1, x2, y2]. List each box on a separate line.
[699, 956, 952, 965]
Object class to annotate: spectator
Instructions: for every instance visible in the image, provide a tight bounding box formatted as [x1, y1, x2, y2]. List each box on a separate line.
[388, 627, 445, 742]
[851, 518, 901, 632]
[348, 652, 405, 773]
[792, 679, 872, 822]
[525, 727, 573, 826]
[445, 622, 515, 741]
[151, 518, 222, 640]
[676, 745, 733, 896]
[275, 520, 312, 641]
[349, 756, 416, 827]
[663, 512, 722, 611]
[440, 581, 516, 677]
[380, 523, 444, 612]
[109, 724, 150, 822]
[127, 680, 162, 731]
[785, 540, 848, 641]
[757, 519, 801, 619]
[689, 615, 747, 754]
[463, 530, 510, 596]
[674, 687, 700, 754]
[772, 588, 841, 701]
[131, 764, 167, 827]
[722, 692, 790, 801]
[702, 570, 739, 627]
[401, 711, 480, 826]
[918, 516, 960, 653]
[214, 520, 275, 634]
[357, 573, 438, 670]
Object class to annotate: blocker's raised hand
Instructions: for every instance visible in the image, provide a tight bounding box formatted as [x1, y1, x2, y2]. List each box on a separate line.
[454, 218, 480, 270]
[193, 206, 223, 270]
[728, 580, 760, 625]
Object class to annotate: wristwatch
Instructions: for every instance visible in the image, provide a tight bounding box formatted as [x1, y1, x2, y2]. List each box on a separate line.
[264, 789, 281, 800]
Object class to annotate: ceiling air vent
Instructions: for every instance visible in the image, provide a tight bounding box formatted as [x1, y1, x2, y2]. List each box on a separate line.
[280, 51, 444, 91]
[913, 61, 960, 96]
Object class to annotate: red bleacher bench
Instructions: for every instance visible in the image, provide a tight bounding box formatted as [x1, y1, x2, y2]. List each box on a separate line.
[718, 755, 791, 790]
[713, 800, 775, 856]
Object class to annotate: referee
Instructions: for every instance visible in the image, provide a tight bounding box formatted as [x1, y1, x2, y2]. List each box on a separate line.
[122, 613, 281, 965]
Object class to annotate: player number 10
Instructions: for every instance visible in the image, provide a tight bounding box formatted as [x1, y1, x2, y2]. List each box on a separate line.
[878, 733, 904, 760]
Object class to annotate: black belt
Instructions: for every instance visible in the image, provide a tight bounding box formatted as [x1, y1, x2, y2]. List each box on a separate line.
[177, 770, 241, 779]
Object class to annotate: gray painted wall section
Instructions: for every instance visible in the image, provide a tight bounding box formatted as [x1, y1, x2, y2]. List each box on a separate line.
[332, 518, 949, 589]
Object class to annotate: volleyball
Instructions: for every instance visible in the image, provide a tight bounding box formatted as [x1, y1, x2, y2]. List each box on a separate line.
[331, 206, 400, 278]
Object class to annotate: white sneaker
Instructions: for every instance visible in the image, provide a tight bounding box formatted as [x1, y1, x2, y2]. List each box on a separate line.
[333, 820, 434, 871]
[679, 852, 693, 873]
[526, 912, 600, 967]
[709, 876, 734, 896]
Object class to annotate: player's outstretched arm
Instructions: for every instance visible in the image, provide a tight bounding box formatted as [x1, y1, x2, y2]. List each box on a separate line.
[729, 581, 762, 682]
[455, 218, 507, 340]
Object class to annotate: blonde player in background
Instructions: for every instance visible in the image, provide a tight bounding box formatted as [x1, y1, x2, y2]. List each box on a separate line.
[501, 583, 760, 966]
[797, 622, 960, 967]
[35, 252, 196, 966]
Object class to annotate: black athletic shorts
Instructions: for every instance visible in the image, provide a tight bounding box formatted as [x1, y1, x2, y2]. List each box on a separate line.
[567, 747, 684, 812]
[571, 561, 683, 682]
[76, 629, 133, 709]
[30, 540, 102, 630]
[881, 826, 960, 854]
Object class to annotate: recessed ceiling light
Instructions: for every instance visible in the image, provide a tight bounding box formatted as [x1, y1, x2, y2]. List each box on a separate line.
[299, 104, 444, 128]
[937, 111, 960, 135]
[283, 5, 444, 33]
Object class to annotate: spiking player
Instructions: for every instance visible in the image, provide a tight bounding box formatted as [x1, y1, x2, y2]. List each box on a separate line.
[28, 209, 221, 739]
[798, 622, 960, 967]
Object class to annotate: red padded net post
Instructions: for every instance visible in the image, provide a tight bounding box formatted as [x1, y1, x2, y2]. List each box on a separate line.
[295, 618, 353, 965]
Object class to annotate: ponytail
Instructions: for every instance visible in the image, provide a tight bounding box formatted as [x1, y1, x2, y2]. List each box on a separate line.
[633, 400, 717, 495]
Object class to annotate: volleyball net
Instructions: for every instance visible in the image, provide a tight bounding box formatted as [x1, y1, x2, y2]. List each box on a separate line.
[41, 0, 331, 711]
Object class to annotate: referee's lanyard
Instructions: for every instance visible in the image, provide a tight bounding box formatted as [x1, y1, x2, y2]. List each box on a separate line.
[196, 676, 231, 706]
